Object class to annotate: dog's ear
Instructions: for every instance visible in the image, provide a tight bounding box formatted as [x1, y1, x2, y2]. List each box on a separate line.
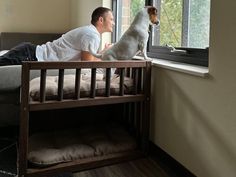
[147, 6, 159, 25]
[147, 6, 158, 16]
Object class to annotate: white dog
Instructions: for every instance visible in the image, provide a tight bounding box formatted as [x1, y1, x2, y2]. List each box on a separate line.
[91, 6, 159, 60]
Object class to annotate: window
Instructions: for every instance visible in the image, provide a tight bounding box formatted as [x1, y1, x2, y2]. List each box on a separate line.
[112, 0, 145, 42]
[112, 0, 211, 67]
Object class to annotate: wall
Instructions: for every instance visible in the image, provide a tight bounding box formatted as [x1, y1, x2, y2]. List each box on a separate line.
[70, 0, 112, 49]
[150, 1, 236, 177]
[0, 0, 111, 48]
[0, 0, 71, 33]
[70, 0, 102, 28]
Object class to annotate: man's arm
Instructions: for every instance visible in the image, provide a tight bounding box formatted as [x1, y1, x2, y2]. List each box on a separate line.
[81, 51, 101, 61]
[81, 42, 113, 61]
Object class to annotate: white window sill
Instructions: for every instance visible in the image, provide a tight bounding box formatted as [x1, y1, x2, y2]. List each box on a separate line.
[133, 56, 209, 77]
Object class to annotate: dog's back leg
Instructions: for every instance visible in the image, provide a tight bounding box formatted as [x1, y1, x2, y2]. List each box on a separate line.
[138, 41, 149, 60]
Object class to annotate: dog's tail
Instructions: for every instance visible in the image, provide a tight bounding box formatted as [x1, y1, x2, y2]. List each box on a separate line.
[89, 45, 102, 58]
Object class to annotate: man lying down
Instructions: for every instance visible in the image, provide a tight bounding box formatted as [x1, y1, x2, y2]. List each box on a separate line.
[0, 7, 114, 69]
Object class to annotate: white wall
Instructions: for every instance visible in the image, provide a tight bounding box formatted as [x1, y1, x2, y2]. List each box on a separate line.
[0, 0, 71, 33]
[70, 0, 111, 48]
[0, 0, 111, 48]
[70, 0, 102, 28]
[150, 1, 236, 177]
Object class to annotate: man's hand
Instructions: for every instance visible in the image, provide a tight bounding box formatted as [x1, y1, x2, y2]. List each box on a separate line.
[104, 43, 113, 50]
[100, 43, 113, 54]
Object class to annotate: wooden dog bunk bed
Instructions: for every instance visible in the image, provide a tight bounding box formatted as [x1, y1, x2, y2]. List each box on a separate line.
[18, 60, 151, 177]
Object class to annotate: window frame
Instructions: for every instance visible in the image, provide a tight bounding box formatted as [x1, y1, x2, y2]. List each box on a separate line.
[112, 0, 209, 67]
[147, 0, 209, 67]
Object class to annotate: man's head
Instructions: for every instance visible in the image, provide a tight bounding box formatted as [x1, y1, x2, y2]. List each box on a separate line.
[91, 7, 115, 34]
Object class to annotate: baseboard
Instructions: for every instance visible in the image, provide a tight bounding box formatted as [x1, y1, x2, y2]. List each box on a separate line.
[149, 141, 196, 177]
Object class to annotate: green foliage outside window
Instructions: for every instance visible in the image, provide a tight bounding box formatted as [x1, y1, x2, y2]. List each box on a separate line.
[130, 0, 145, 21]
[159, 0, 182, 47]
[189, 0, 210, 48]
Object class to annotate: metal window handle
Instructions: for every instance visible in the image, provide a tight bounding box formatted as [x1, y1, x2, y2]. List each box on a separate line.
[165, 44, 187, 54]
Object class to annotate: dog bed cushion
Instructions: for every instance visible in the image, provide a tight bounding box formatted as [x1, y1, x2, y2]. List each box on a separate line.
[29, 74, 134, 101]
[28, 123, 137, 166]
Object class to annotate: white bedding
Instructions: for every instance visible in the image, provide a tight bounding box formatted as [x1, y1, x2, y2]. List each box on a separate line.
[0, 50, 8, 56]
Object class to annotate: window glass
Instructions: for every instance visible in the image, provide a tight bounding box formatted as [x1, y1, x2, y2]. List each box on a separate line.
[115, 0, 145, 40]
[152, 0, 182, 47]
[189, 0, 211, 48]
[152, 0, 211, 49]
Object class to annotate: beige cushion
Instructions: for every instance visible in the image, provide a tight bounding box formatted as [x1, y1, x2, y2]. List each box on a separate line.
[28, 123, 137, 166]
[29, 74, 134, 100]
[30, 76, 58, 100]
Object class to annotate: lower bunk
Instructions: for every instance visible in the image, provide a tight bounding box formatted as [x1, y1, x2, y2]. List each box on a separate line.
[18, 60, 151, 177]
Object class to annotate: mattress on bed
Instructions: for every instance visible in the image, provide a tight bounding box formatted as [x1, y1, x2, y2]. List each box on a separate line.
[28, 122, 137, 166]
[29, 74, 134, 101]
[0, 50, 8, 56]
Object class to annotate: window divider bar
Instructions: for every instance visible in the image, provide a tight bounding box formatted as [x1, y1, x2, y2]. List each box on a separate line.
[182, 0, 190, 47]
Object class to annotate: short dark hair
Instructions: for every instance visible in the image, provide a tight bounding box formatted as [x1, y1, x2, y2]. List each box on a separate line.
[91, 7, 112, 25]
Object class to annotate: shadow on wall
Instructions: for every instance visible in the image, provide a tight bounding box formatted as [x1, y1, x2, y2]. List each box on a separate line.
[150, 69, 236, 177]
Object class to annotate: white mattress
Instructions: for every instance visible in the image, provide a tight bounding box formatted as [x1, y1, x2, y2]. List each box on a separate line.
[0, 50, 8, 56]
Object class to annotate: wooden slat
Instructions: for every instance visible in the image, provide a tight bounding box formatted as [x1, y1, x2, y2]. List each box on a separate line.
[26, 60, 147, 70]
[141, 61, 152, 153]
[29, 95, 145, 111]
[75, 69, 81, 99]
[133, 68, 138, 95]
[90, 68, 96, 98]
[119, 68, 125, 96]
[126, 68, 131, 77]
[40, 69, 46, 102]
[58, 69, 64, 101]
[19, 63, 30, 176]
[105, 68, 111, 97]
[138, 68, 142, 93]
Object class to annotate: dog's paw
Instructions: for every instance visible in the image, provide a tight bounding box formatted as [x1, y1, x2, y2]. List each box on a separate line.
[144, 56, 153, 61]
[132, 55, 145, 60]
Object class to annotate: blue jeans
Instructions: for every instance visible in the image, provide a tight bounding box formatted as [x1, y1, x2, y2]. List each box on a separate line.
[0, 42, 37, 66]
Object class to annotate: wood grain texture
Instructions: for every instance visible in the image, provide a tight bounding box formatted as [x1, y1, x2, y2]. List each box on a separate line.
[73, 158, 170, 177]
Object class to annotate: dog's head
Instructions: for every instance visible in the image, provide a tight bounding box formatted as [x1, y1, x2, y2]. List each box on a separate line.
[146, 6, 159, 26]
